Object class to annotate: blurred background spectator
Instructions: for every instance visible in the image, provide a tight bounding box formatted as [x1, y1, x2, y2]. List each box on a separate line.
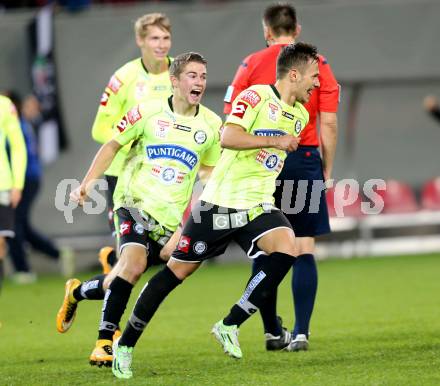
[3, 91, 74, 283]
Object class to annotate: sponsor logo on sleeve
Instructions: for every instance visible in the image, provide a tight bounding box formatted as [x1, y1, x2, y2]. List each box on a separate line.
[194, 130, 207, 144]
[120, 220, 132, 236]
[178, 235, 191, 253]
[127, 105, 142, 125]
[231, 101, 248, 119]
[240, 89, 261, 108]
[107, 75, 123, 94]
[100, 91, 110, 106]
[295, 120, 302, 134]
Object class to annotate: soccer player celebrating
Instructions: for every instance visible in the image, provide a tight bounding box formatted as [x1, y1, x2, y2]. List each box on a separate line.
[0, 95, 27, 291]
[91, 13, 174, 274]
[56, 52, 221, 367]
[112, 43, 319, 379]
[224, 3, 340, 351]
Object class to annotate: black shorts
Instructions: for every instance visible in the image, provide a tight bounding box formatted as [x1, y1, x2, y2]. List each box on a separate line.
[114, 207, 173, 268]
[105, 175, 118, 235]
[172, 201, 292, 263]
[0, 191, 14, 237]
[274, 146, 330, 237]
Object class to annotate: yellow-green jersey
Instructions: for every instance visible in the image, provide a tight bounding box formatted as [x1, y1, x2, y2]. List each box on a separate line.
[91, 57, 173, 177]
[113, 97, 222, 231]
[0, 95, 27, 191]
[201, 84, 309, 209]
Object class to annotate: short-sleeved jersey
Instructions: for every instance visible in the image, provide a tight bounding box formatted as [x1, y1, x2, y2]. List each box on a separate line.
[0, 96, 27, 191]
[91, 57, 173, 177]
[201, 85, 309, 209]
[224, 45, 339, 146]
[113, 97, 222, 231]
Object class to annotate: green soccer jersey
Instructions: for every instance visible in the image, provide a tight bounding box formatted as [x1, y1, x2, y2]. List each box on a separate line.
[0, 95, 27, 192]
[91, 57, 173, 177]
[113, 97, 222, 231]
[201, 84, 309, 210]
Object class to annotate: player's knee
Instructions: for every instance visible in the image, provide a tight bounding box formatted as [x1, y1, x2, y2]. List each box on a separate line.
[119, 248, 147, 282]
[167, 259, 198, 281]
[274, 243, 297, 256]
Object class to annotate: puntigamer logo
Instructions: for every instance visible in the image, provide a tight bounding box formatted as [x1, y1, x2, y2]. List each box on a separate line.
[254, 129, 286, 137]
[146, 144, 199, 170]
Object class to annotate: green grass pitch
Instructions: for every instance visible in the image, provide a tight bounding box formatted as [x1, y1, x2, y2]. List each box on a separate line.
[1, 253, 440, 385]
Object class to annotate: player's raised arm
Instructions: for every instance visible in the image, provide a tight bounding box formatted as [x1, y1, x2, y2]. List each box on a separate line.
[221, 123, 300, 152]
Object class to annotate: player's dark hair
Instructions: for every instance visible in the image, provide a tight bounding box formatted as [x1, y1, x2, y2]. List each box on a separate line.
[276, 42, 318, 80]
[169, 52, 207, 78]
[263, 3, 297, 37]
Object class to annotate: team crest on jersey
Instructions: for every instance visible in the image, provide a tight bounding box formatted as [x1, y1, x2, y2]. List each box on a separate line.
[255, 150, 284, 172]
[295, 120, 302, 134]
[107, 75, 123, 94]
[194, 130, 207, 144]
[193, 241, 207, 255]
[127, 105, 142, 125]
[155, 120, 170, 138]
[133, 223, 145, 235]
[146, 144, 199, 170]
[268, 103, 279, 121]
[135, 81, 147, 99]
[100, 91, 110, 106]
[240, 90, 261, 107]
[232, 101, 248, 119]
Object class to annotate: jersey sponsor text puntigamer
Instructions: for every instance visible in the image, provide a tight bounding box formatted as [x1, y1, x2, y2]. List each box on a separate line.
[113, 97, 222, 231]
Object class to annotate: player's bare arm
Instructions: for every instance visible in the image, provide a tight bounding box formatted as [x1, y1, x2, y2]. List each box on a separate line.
[221, 123, 300, 152]
[319, 111, 338, 181]
[70, 139, 122, 205]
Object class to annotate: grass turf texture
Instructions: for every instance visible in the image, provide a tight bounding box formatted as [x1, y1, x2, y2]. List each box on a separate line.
[1, 254, 440, 385]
